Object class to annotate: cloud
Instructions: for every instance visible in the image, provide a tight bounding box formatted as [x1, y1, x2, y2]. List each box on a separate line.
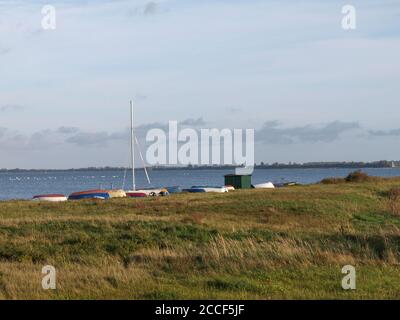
[181, 117, 207, 127]
[65, 132, 115, 147]
[0, 104, 25, 112]
[1, 119, 362, 149]
[135, 94, 148, 101]
[0, 126, 84, 149]
[0, 127, 27, 149]
[26, 28, 44, 39]
[0, 46, 11, 55]
[62, 118, 208, 147]
[0, 119, 381, 152]
[0, 127, 6, 138]
[143, 2, 158, 16]
[226, 107, 241, 114]
[368, 129, 400, 137]
[129, 1, 159, 17]
[57, 126, 80, 134]
[64, 128, 132, 147]
[256, 121, 361, 144]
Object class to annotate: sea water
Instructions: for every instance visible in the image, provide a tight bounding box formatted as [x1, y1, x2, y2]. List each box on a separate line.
[1, 168, 400, 200]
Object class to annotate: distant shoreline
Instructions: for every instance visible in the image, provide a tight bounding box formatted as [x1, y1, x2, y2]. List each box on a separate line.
[0, 161, 398, 172]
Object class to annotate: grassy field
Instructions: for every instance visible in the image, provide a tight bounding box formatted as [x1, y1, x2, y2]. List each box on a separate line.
[0, 178, 400, 299]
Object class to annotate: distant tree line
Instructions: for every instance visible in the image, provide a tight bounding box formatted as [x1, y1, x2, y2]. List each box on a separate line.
[255, 160, 398, 169]
[1, 161, 399, 172]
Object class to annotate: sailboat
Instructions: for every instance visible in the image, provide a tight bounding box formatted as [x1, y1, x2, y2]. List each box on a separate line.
[125, 100, 169, 198]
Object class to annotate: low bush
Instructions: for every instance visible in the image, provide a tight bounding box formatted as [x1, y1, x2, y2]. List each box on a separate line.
[345, 170, 372, 183]
[320, 170, 376, 184]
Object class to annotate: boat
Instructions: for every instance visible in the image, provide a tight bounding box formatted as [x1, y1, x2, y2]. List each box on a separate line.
[33, 194, 67, 202]
[126, 191, 148, 198]
[126, 188, 169, 197]
[184, 188, 206, 193]
[141, 188, 169, 196]
[188, 186, 229, 193]
[273, 181, 299, 188]
[124, 101, 168, 198]
[68, 190, 110, 200]
[284, 182, 299, 187]
[253, 182, 275, 189]
[165, 186, 182, 194]
[225, 185, 235, 191]
[107, 189, 126, 198]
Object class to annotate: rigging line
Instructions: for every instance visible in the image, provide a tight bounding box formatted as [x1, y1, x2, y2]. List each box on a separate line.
[121, 155, 129, 190]
[135, 136, 151, 185]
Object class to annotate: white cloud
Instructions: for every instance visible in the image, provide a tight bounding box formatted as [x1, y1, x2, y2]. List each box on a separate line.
[0, 104, 25, 112]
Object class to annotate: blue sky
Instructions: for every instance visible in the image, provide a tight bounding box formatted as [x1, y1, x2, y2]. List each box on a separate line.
[0, 0, 400, 168]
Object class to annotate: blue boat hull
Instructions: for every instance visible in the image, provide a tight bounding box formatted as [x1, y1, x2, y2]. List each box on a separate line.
[185, 188, 206, 193]
[166, 186, 182, 194]
[68, 193, 110, 200]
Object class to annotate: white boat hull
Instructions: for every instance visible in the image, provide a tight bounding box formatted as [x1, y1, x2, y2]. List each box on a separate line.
[33, 196, 68, 202]
[203, 187, 228, 193]
[254, 182, 275, 189]
[190, 186, 229, 193]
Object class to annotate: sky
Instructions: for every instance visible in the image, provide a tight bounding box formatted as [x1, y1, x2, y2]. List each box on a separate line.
[0, 0, 400, 169]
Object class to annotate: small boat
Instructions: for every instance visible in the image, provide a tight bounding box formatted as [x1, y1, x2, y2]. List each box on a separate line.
[138, 188, 169, 197]
[184, 188, 206, 193]
[225, 185, 235, 191]
[68, 190, 110, 200]
[189, 186, 229, 193]
[124, 101, 168, 199]
[126, 191, 148, 198]
[165, 186, 182, 194]
[284, 182, 299, 187]
[253, 182, 275, 189]
[126, 188, 168, 198]
[107, 189, 127, 198]
[33, 194, 67, 202]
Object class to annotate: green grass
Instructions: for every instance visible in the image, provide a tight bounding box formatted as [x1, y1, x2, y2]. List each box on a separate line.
[0, 178, 400, 299]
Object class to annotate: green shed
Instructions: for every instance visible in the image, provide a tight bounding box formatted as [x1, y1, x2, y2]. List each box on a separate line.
[224, 174, 252, 189]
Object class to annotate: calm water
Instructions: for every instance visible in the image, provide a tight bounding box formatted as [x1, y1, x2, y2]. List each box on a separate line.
[1, 168, 400, 200]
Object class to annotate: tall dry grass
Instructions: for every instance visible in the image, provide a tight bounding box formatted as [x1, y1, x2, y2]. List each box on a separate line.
[0, 180, 400, 299]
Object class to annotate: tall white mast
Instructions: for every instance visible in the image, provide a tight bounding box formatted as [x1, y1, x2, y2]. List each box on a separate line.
[130, 100, 136, 191]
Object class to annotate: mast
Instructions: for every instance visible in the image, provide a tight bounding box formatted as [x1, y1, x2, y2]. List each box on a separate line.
[130, 100, 136, 191]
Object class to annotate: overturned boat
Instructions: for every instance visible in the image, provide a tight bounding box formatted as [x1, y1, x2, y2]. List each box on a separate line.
[126, 188, 169, 197]
[165, 186, 182, 194]
[142, 188, 169, 196]
[68, 190, 110, 200]
[33, 194, 68, 202]
[253, 182, 275, 189]
[126, 191, 148, 198]
[107, 189, 127, 198]
[187, 186, 229, 193]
